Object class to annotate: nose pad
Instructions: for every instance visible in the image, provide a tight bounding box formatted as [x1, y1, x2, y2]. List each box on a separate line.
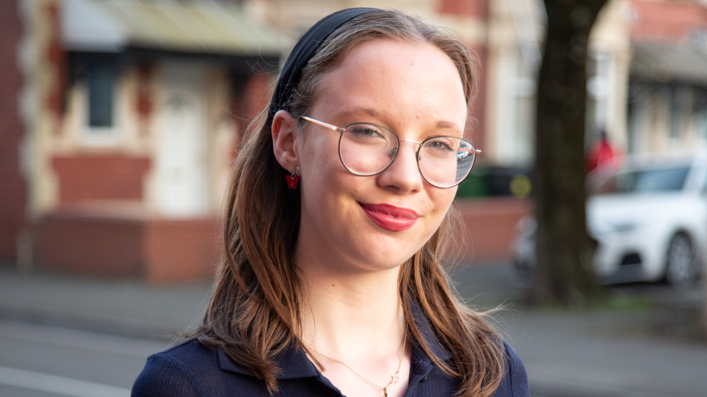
[397, 140, 422, 162]
[379, 141, 424, 192]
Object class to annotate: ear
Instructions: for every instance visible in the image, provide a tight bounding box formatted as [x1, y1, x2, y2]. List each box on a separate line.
[272, 110, 300, 174]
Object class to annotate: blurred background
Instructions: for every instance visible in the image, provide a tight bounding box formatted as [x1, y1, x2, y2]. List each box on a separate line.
[0, 0, 705, 396]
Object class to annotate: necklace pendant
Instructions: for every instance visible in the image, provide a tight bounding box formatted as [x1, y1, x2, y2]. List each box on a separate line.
[391, 372, 401, 384]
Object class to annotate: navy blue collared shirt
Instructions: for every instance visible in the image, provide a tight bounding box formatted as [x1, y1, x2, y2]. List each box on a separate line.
[132, 307, 529, 397]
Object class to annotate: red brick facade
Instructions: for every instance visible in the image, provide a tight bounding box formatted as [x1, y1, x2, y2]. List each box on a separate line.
[437, 0, 488, 17]
[38, 211, 144, 277]
[44, 2, 66, 121]
[142, 218, 221, 282]
[450, 198, 532, 262]
[0, 0, 26, 263]
[38, 210, 220, 283]
[37, 198, 528, 279]
[630, 0, 707, 43]
[52, 155, 151, 203]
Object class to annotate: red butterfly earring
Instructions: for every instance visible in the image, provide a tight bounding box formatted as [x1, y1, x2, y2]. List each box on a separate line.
[286, 167, 300, 189]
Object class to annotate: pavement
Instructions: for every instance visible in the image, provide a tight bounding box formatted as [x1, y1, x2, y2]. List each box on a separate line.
[0, 262, 706, 397]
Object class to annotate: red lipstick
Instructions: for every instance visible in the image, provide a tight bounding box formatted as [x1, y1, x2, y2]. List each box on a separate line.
[359, 203, 420, 232]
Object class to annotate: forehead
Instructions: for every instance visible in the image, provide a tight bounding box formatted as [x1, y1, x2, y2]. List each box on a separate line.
[310, 39, 468, 131]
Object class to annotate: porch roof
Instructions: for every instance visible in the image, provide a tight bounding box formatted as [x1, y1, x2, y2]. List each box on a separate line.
[631, 41, 707, 84]
[62, 0, 281, 57]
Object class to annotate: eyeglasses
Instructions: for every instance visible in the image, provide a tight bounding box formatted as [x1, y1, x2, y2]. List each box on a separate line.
[301, 116, 481, 188]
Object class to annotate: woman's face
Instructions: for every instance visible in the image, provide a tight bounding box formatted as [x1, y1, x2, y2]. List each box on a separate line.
[294, 39, 468, 273]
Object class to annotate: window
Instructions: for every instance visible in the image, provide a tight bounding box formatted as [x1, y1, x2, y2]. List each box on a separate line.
[87, 63, 115, 128]
[597, 167, 689, 194]
[83, 54, 119, 140]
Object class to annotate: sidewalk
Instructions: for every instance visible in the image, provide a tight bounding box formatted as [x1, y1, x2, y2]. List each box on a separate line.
[1, 264, 705, 397]
[0, 266, 211, 341]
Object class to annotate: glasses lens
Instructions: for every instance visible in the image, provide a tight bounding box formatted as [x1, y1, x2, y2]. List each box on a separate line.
[339, 123, 398, 175]
[418, 137, 475, 188]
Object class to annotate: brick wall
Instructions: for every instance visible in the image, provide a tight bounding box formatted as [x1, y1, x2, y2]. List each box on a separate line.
[37, 211, 219, 282]
[52, 155, 151, 203]
[143, 218, 220, 283]
[37, 212, 144, 277]
[437, 0, 488, 17]
[0, 0, 26, 263]
[630, 0, 707, 43]
[450, 198, 532, 263]
[36, 197, 527, 281]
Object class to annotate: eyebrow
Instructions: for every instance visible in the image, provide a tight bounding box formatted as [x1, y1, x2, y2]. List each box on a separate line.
[435, 120, 462, 131]
[337, 107, 381, 119]
[338, 107, 463, 132]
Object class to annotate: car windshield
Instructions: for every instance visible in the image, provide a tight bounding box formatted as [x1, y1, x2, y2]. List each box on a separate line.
[597, 167, 689, 194]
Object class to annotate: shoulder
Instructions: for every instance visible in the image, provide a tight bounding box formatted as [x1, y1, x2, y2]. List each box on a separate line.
[490, 340, 529, 397]
[132, 340, 222, 397]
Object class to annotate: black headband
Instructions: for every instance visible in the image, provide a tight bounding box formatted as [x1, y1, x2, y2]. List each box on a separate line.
[266, 7, 378, 126]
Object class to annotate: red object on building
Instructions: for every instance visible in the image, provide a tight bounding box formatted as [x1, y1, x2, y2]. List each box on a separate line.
[587, 132, 622, 174]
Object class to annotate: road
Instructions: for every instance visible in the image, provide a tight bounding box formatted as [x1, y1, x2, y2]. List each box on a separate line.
[451, 263, 707, 397]
[0, 263, 705, 397]
[0, 320, 167, 397]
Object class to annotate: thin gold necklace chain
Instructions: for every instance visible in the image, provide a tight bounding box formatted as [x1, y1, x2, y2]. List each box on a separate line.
[302, 331, 407, 396]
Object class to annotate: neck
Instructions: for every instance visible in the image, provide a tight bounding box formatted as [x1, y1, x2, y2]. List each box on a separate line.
[296, 253, 406, 357]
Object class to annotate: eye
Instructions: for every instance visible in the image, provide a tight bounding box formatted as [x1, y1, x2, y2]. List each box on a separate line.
[347, 124, 385, 139]
[426, 137, 455, 152]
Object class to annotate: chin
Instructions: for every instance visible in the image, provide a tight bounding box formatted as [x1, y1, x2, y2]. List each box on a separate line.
[354, 235, 425, 270]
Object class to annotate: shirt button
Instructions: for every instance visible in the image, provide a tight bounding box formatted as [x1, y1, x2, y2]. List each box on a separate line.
[420, 376, 428, 383]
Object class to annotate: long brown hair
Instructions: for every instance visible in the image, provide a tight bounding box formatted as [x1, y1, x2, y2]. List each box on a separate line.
[195, 9, 505, 397]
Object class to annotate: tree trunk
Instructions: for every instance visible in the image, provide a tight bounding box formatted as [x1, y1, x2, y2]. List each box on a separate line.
[533, 0, 607, 305]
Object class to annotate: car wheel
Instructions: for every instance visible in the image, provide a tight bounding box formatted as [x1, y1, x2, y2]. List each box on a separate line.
[665, 233, 699, 289]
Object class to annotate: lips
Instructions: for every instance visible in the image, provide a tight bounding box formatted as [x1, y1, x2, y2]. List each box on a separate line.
[359, 203, 420, 232]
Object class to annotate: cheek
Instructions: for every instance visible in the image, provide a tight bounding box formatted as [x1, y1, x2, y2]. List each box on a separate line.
[299, 131, 339, 169]
[432, 186, 456, 208]
[299, 136, 352, 205]
[427, 188, 456, 224]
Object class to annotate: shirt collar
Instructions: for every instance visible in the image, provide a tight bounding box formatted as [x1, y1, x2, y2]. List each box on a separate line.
[217, 300, 453, 379]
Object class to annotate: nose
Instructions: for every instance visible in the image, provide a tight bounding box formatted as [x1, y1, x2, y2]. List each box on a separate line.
[377, 140, 423, 193]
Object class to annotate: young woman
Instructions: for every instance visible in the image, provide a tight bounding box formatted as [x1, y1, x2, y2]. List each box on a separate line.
[133, 8, 528, 397]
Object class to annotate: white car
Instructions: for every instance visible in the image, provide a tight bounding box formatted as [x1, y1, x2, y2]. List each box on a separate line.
[512, 153, 707, 288]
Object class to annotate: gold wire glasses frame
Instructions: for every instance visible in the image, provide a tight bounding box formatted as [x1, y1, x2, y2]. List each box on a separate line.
[300, 116, 482, 189]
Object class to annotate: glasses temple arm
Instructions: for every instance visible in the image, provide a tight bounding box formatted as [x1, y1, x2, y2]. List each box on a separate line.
[301, 116, 342, 132]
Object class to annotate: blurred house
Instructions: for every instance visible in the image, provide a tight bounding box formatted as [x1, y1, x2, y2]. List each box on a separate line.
[625, 0, 707, 154]
[0, 0, 511, 278]
[0, 0, 280, 281]
[488, 0, 707, 167]
[6, 0, 701, 277]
